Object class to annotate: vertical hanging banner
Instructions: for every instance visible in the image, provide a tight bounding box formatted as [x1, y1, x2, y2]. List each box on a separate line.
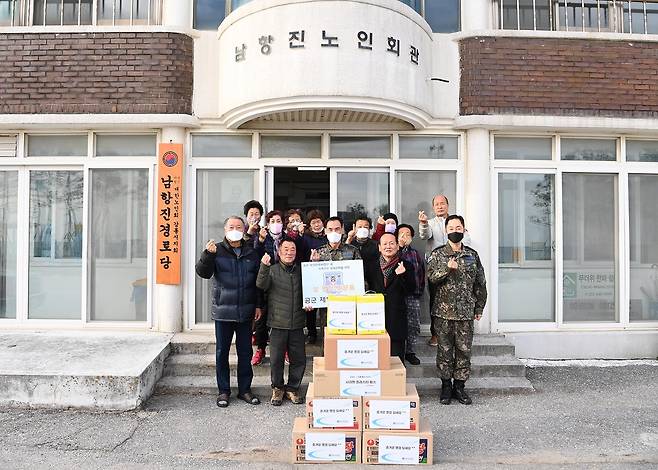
[156, 143, 184, 284]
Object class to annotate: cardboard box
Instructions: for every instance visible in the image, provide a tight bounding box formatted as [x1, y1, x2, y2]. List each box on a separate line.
[323, 333, 390, 370]
[326, 295, 357, 335]
[363, 384, 420, 432]
[362, 418, 433, 465]
[312, 356, 406, 397]
[306, 382, 362, 430]
[291, 417, 361, 464]
[356, 293, 386, 335]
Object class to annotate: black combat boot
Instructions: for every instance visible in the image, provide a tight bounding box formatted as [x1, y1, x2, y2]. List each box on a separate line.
[452, 379, 472, 405]
[440, 379, 452, 405]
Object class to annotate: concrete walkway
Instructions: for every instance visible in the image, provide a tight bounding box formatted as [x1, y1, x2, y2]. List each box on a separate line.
[0, 331, 171, 410]
[0, 365, 656, 469]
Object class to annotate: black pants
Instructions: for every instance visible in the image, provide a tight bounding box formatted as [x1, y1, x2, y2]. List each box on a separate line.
[390, 339, 406, 364]
[270, 328, 306, 391]
[254, 308, 269, 350]
[306, 309, 317, 340]
[214, 320, 253, 396]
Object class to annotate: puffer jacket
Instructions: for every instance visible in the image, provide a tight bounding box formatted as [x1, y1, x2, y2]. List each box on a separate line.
[195, 239, 263, 322]
[256, 261, 306, 330]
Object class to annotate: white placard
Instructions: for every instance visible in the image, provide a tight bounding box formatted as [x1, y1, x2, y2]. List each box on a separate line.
[337, 339, 378, 368]
[305, 432, 346, 461]
[302, 260, 365, 308]
[369, 400, 411, 429]
[378, 435, 419, 465]
[339, 370, 381, 396]
[312, 398, 354, 428]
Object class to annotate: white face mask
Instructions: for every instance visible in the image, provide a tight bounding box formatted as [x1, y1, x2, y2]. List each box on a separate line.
[385, 223, 397, 234]
[269, 222, 283, 235]
[327, 232, 342, 244]
[226, 230, 243, 242]
[356, 228, 370, 239]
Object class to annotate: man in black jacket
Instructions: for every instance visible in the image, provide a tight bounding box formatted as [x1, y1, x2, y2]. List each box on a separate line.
[363, 232, 416, 362]
[195, 216, 263, 408]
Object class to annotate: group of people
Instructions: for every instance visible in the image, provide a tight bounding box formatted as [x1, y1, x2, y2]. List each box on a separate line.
[195, 194, 487, 408]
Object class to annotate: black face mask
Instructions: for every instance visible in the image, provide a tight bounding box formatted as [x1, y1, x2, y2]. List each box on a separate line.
[448, 232, 464, 243]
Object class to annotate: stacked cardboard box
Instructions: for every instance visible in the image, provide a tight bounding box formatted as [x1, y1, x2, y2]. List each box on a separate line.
[291, 295, 434, 465]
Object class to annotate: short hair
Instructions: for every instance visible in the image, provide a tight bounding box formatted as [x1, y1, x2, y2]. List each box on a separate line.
[354, 214, 372, 229]
[279, 237, 297, 249]
[445, 214, 465, 228]
[243, 200, 264, 216]
[285, 208, 304, 224]
[432, 194, 449, 206]
[379, 232, 397, 244]
[265, 209, 283, 222]
[397, 223, 415, 238]
[306, 209, 326, 224]
[382, 212, 398, 225]
[326, 216, 344, 227]
[224, 216, 245, 227]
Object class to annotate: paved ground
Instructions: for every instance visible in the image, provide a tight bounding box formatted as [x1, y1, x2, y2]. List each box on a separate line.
[0, 365, 656, 469]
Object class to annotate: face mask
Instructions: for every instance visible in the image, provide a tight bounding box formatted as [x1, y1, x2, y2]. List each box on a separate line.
[448, 232, 464, 243]
[269, 222, 283, 235]
[385, 223, 397, 234]
[312, 226, 324, 234]
[327, 232, 342, 244]
[226, 230, 243, 242]
[356, 228, 370, 239]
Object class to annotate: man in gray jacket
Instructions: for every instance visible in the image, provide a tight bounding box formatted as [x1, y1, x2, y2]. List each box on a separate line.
[256, 238, 310, 406]
[419, 195, 472, 346]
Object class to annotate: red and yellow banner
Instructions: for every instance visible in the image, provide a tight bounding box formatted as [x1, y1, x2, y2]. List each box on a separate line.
[156, 143, 183, 285]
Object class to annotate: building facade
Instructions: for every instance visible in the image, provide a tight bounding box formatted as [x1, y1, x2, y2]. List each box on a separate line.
[0, 0, 657, 359]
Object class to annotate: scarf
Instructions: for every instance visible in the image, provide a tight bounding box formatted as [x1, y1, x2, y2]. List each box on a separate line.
[379, 254, 400, 287]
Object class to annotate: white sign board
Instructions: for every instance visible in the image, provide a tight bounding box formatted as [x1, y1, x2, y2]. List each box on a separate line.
[378, 435, 419, 465]
[337, 339, 378, 368]
[302, 260, 365, 308]
[339, 370, 381, 396]
[312, 398, 354, 428]
[369, 400, 411, 429]
[305, 432, 346, 461]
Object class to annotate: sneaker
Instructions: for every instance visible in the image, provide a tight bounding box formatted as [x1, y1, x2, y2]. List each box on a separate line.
[284, 351, 290, 364]
[405, 353, 421, 365]
[251, 348, 265, 366]
[427, 335, 438, 347]
[271, 387, 284, 406]
[285, 390, 305, 404]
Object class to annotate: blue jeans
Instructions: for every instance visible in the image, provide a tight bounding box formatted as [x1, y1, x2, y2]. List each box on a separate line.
[214, 320, 253, 396]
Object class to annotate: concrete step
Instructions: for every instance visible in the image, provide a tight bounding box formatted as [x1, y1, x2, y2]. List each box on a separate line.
[163, 353, 526, 379]
[154, 375, 534, 397]
[170, 333, 516, 357]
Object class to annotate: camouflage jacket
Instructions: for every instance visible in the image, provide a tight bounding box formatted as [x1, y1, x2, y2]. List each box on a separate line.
[315, 242, 362, 262]
[426, 243, 487, 320]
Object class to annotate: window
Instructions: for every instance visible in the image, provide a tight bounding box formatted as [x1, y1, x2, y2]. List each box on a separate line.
[626, 140, 658, 162]
[629, 174, 658, 322]
[561, 138, 616, 161]
[330, 136, 391, 159]
[33, 0, 93, 25]
[0, 135, 17, 158]
[0, 171, 18, 319]
[399, 136, 458, 159]
[30, 0, 162, 26]
[193, 0, 226, 30]
[563, 173, 618, 322]
[95, 134, 156, 157]
[195, 169, 255, 323]
[89, 169, 149, 321]
[336, 170, 389, 229]
[424, 0, 460, 32]
[96, 0, 159, 25]
[0, 0, 26, 26]
[27, 135, 88, 157]
[191, 134, 252, 158]
[28, 170, 83, 319]
[498, 173, 555, 322]
[261, 136, 321, 158]
[495, 137, 553, 160]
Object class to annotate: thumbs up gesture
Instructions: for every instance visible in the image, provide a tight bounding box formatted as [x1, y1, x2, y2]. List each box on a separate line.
[395, 261, 406, 275]
[261, 253, 271, 266]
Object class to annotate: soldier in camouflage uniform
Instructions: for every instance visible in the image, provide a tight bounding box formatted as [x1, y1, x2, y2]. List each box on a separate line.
[309, 216, 362, 336]
[427, 214, 487, 405]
